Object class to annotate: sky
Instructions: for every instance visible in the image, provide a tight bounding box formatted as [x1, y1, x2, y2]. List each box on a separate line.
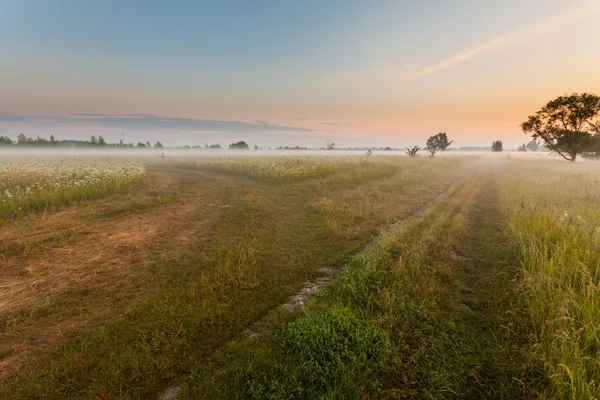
[1, 0, 599, 148]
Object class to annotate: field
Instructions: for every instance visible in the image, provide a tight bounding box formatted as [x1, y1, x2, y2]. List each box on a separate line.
[1, 154, 599, 399]
[0, 159, 146, 220]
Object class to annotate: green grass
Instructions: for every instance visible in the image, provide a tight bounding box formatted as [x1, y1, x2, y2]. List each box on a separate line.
[1, 156, 473, 399]
[6, 156, 597, 398]
[181, 170, 541, 399]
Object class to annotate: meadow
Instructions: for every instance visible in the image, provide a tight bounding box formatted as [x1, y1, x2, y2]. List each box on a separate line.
[498, 160, 600, 399]
[0, 159, 146, 220]
[0, 153, 599, 399]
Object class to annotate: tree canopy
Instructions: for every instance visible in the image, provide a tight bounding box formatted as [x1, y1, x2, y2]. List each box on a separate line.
[491, 140, 503, 152]
[426, 132, 453, 151]
[229, 141, 250, 149]
[521, 93, 600, 161]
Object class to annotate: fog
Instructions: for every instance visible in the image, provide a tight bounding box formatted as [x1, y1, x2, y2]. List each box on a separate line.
[0, 148, 568, 161]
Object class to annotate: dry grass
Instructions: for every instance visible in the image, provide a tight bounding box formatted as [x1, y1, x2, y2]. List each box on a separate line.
[498, 159, 600, 398]
[179, 168, 515, 399]
[0, 171, 223, 378]
[1, 156, 483, 398]
[307, 158, 476, 239]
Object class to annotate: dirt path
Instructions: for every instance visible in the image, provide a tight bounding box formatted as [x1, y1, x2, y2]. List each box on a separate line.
[426, 173, 534, 398]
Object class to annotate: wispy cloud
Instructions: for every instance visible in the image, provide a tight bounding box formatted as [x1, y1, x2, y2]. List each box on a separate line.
[319, 122, 348, 126]
[0, 113, 314, 134]
[73, 113, 113, 117]
[408, 2, 600, 81]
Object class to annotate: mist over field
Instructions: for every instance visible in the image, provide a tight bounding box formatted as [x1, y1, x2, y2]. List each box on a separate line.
[0, 147, 565, 159]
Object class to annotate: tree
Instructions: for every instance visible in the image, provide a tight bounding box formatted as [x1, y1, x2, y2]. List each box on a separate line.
[17, 133, 29, 145]
[517, 143, 527, 152]
[405, 145, 420, 156]
[521, 93, 600, 161]
[146, 141, 152, 148]
[491, 140, 503, 152]
[229, 141, 249, 149]
[34, 136, 49, 146]
[0, 136, 14, 145]
[426, 132, 453, 151]
[155, 141, 164, 148]
[526, 138, 541, 152]
[90, 135, 98, 145]
[136, 142, 146, 148]
[50, 134, 55, 144]
[98, 136, 106, 146]
[326, 140, 335, 150]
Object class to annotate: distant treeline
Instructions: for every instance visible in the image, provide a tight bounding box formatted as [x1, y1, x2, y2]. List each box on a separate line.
[0, 135, 345, 151]
[0, 134, 165, 148]
[276, 146, 308, 150]
[1, 133, 527, 152]
[0, 135, 256, 150]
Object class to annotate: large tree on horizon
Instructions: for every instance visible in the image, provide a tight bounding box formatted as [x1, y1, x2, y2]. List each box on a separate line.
[426, 132, 453, 151]
[521, 93, 600, 161]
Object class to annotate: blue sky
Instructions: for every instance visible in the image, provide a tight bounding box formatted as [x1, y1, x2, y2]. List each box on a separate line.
[1, 0, 599, 147]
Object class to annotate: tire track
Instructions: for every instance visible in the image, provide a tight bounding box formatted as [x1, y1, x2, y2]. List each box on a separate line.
[157, 166, 483, 400]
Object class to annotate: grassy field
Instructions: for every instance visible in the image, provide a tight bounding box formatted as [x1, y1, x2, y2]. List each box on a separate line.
[0, 158, 146, 221]
[1, 154, 598, 399]
[498, 160, 600, 399]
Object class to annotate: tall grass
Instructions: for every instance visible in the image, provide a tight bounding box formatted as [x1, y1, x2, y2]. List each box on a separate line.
[0, 159, 147, 219]
[182, 156, 475, 236]
[499, 160, 600, 398]
[180, 155, 470, 184]
[183, 173, 489, 398]
[182, 156, 339, 181]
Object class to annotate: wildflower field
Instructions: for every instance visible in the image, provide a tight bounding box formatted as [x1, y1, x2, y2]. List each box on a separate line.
[2, 154, 600, 399]
[0, 158, 146, 220]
